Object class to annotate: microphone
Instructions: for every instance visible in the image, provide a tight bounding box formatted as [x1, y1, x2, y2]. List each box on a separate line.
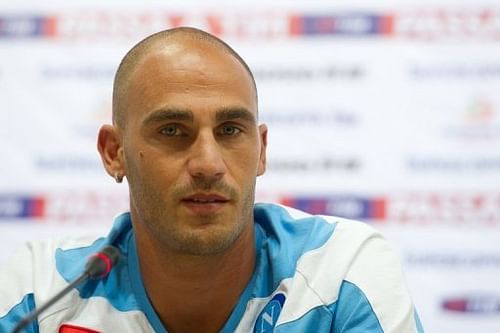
[13, 245, 121, 333]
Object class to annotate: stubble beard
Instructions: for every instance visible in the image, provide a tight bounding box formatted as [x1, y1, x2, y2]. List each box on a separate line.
[129, 172, 256, 256]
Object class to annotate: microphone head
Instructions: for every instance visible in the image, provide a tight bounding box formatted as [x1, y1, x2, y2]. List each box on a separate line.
[100, 245, 121, 266]
[84, 245, 121, 279]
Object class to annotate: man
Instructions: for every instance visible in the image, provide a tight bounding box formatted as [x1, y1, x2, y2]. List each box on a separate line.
[0, 27, 424, 332]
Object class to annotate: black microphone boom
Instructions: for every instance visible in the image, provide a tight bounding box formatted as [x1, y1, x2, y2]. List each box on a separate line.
[12, 245, 121, 333]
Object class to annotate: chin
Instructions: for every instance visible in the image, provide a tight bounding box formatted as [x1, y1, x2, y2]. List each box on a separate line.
[171, 221, 245, 256]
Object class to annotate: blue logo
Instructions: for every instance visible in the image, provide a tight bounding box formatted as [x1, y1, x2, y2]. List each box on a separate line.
[254, 293, 286, 333]
[0, 16, 51, 38]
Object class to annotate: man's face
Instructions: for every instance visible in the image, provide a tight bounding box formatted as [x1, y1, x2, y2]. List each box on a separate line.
[119, 39, 267, 255]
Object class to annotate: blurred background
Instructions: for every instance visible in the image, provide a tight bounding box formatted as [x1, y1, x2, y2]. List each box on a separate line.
[1, 0, 499, 332]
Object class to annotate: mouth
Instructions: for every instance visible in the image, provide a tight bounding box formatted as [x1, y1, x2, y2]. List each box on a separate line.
[181, 193, 230, 214]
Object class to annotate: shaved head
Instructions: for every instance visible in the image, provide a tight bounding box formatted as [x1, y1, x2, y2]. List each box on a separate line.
[112, 27, 258, 128]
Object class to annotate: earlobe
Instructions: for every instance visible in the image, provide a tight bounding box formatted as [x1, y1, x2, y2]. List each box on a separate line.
[97, 125, 125, 180]
[257, 124, 268, 176]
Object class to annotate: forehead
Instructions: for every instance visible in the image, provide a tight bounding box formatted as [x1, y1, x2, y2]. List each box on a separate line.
[121, 39, 257, 123]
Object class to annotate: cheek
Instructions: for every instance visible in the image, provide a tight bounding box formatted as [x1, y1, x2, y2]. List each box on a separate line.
[139, 150, 187, 185]
[130, 150, 147, 171]
[228, 149, 260, 177]
[125, 148, 159, 182]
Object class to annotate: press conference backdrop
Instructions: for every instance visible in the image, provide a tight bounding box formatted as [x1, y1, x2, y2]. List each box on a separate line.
[1, 0, 499, 332]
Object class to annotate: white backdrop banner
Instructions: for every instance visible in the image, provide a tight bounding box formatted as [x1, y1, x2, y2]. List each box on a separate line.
[1, 2, 499, 332]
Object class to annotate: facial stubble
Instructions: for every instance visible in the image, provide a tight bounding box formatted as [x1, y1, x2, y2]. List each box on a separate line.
[126, 156, 257, 256]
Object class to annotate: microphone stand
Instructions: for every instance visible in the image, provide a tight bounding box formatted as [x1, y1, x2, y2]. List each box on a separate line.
[12, 245, 120, 333]
[13, 273, 89, 333]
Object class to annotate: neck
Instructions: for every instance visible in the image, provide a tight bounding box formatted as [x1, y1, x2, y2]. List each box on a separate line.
[133, 217, 256, 333]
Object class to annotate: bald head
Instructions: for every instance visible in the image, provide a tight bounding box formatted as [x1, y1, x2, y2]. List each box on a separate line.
[112, 27, 258, 128]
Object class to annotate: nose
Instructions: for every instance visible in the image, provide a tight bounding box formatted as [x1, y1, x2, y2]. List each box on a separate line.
[186, 131, 226, 180]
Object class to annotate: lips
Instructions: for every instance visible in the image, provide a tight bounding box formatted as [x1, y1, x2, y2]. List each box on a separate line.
[182, 193, 229, 203]
[181, 193, 230, 214]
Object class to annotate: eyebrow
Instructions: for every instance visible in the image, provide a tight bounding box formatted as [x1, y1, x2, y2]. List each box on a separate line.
[142, 108, 194, 126]
[141, 106, 256, 126]
[216, 107, 256, 124]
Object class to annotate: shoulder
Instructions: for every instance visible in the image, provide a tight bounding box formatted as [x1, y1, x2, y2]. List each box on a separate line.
[0, 234, 103, 332]
[0, 212, 135, 331]
[254, 204, 420, 332]
[0, 234, 102, 303]
[253, 203, 392, 312]
[255, 202, 389, 284]
[254, 202, 380, 248]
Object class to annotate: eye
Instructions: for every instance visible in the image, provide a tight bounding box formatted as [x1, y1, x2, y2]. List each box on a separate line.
[160, 124, 182, 136]
[220, 125, 241, 136]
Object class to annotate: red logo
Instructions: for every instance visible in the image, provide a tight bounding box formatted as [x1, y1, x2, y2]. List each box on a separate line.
[59, 324, 101, 333]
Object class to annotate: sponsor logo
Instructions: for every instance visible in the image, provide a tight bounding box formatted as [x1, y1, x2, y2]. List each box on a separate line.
[44, 191, 128, 222]
[387, 193, 500, 224]
[280, 197, 385, 219]
[443, 97, 500, 142]
[464, 98, 496, 123]
[35, 155, 102, 172]
[260, 109, 359, 127]
[253, 65, 364, 81]
[406, 253, 500, 269]
[407, 156, 500, 172]
[394, 9, 500, 41]
[442, 295, 500, 314]
[59, 323, 101, 333]
[267, 157, 361, 173]
[0, 191, 128, 222]
[254, 293, 286, 333]
[289, 14, 393, 36]
[2, 9, 500, 41]
[276, 192, 500, 224]
[410, 64, 500, 80]
[53, 11, 180, 41]
[0, 196, 45, 218]
[0, 16, 56, 38]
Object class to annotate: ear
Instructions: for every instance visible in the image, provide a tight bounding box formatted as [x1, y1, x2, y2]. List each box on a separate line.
[97, 125, 125, 180]
[257, 124, 268, 176]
